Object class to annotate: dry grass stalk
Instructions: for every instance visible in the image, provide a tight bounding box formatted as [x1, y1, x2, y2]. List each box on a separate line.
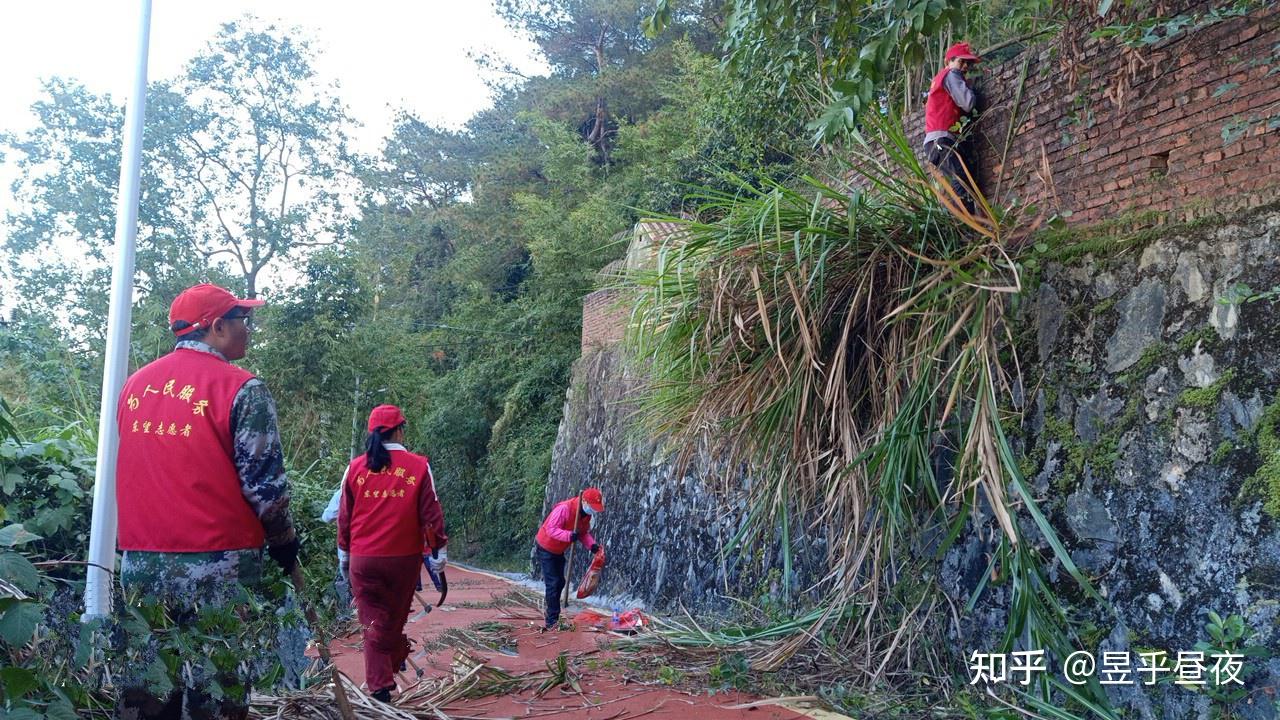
[424, 621, 518, 655]
[249, 649, 584, 720]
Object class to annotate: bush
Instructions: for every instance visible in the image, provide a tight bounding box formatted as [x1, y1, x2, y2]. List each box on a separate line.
[0, 402, 329, 714]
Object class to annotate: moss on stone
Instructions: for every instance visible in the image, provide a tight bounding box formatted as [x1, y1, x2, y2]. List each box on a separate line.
[1239, 396, 1280, 517]
[1131, 342, 1170, 378]
[1176, 325, 1219, 354]
[1178, 368, 1236, 409]
[1212, 440, 1235, 464]
[1042, 388, 1143, 492]
[1077, 620, 1106, 650]
[1017, 452, 1039, 481]
[1044, 415, 1085, 489]
[1039, 209, 1168, 264]
[1093, 398, 1140, 476]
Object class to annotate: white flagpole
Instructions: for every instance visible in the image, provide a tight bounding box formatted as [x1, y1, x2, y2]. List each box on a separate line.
[84, 0, 153, 620]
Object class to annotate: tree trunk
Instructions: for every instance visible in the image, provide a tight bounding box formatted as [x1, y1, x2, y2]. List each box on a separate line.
[589, 27, 610, 162]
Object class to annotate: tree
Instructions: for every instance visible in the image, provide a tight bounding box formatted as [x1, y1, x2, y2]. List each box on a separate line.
[497, 0, 665, 159]
[1, 79, 207, 340]
[154, 19, 357, 297]
[369, 113, 473, 212]
[2, 18, 357, 334]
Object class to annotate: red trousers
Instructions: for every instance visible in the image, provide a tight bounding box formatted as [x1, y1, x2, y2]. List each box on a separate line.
[349, 554, 420, 692]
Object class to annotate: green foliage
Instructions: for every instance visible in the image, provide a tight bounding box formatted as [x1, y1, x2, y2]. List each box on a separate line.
[649, 0, 1056, 143]
[707, 652, 751, 691]
[1240, 394, 1280, 518]
[0, 412, 105, 715]
[0, 399, 15, 445]
[1, 17, 353, 340]
[656, 664, 684, 685]
[1178, 368, 1236, 410]
[1091, 0, 1262, 48]
[1176, 325, 1220, 354]
[316, 32, 806, 562]
[1193, 611, 1270, 713]
[1218, 281, 1280, 307]
[497, 0, 661, 77]
[0, 432, 93, 559]
[150, 19, 356, 297]
[0, 404, 330, 715]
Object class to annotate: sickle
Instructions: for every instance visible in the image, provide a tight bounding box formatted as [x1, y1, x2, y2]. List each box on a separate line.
[424, 553, 448, 606]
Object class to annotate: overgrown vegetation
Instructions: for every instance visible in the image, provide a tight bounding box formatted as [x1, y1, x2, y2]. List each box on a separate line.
[623, 112, 1112, 711]
[0, 0, 1266, 715]
[0, 399, 336, 715]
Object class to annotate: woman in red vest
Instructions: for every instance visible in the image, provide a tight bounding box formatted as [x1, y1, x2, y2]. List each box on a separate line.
[337, 404, 447, 703]
[534, 488, 604, 630]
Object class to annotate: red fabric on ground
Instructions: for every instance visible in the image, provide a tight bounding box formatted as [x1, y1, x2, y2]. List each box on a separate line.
[349, 553, 420, 692]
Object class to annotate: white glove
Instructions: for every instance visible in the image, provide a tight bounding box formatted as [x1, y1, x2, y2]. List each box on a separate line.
[428, 547, 448, 573]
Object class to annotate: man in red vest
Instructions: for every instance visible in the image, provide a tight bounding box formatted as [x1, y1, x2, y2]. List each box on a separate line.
[534, 488, 604, 631]
[924, 42, 982, 208]
[115, 283, 298, 720]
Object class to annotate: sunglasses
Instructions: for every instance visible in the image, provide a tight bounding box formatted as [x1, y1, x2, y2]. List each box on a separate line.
[221, 312, 254, 329]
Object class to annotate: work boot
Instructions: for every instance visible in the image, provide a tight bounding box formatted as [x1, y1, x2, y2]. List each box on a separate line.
[372, 687, 393, 703]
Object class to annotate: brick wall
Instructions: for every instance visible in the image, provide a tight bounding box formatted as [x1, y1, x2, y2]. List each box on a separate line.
[581, 259, 628, 353]
[581, 287, 628, 353]
[897, 2, 1280, 224]
[581, 223, 688, 353]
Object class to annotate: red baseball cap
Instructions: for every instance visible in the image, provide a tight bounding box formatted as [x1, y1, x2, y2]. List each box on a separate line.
[582, 487, 604, 514]
[945, 42, 981, 63]
[367, 404, 407, 432]
[169, 283, 264, 337]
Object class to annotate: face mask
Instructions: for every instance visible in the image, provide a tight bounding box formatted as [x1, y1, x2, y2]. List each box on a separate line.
[583, 504, 598, 516]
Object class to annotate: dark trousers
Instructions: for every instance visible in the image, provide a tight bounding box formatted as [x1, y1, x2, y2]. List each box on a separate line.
[925, 136, 975, 211]
[535, 545, 567, 628]
[118, 550, 261, 720]
[118, 687, 244, 720]
[350, 554, 421, 693]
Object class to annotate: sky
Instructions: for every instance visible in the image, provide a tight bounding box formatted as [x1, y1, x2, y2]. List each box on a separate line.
[0, 0, 547, 149]
[0, 0, 549, 314]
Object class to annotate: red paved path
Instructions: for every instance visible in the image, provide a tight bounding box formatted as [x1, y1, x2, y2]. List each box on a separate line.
[327, 565, 820, 719]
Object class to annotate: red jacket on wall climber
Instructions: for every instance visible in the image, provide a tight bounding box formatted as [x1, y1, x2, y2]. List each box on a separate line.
[924, 41, 982, 209]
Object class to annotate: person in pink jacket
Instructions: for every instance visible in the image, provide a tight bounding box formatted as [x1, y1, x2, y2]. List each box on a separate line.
[534, 487, 604, 630]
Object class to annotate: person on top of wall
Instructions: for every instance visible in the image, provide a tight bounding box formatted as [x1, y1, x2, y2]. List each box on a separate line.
[115, 282, 299, 720]
[924, 41, 982, 209]
[337, 405, 447, 704]
[534, 487, 605, 631]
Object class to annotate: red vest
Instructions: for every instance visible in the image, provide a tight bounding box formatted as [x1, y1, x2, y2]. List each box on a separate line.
[925, 67, 964, 134]
[343, 450, 432, 557]
[116, 348, 263, 552]
[535, 498, 592, 555]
